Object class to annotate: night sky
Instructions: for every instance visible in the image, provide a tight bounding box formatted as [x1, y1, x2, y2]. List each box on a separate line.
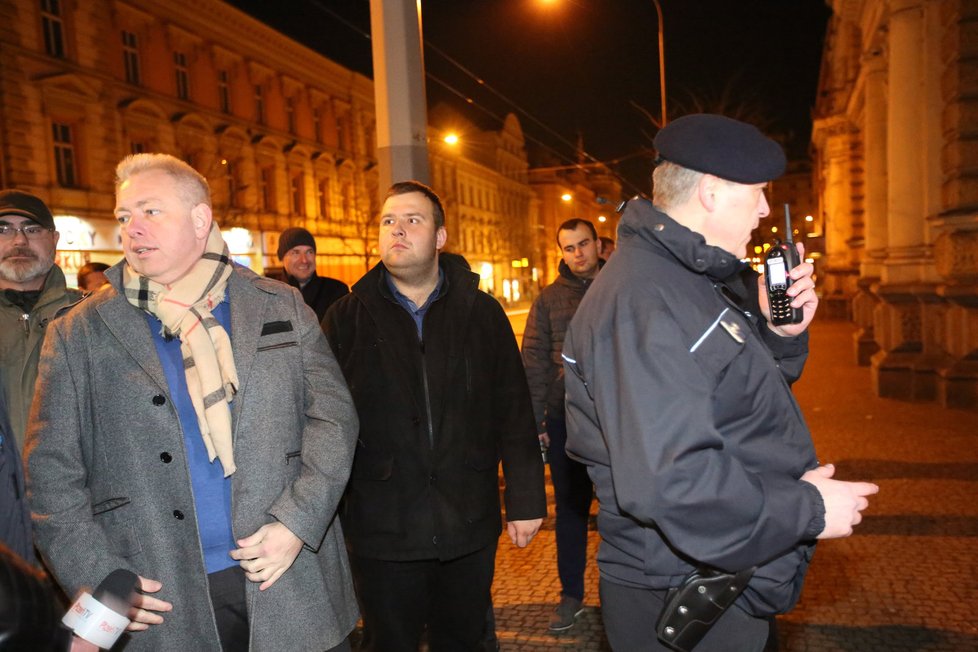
[226, 0, 832, 196]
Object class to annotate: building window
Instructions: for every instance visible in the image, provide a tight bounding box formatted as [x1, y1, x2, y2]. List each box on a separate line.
[290, 174, 304, 215]
[312, 108, 321, 143]
[40, 0, 66, 59]
[317, 178, 329, 219]
[286, 98, 296, 134]
[259, 166, 274, 212]
[52, 122, 77, 187]
[225, 160, 239, 208]
[254, 84, 264, 124]
[121, 30, 140, 85]
[217, 70, 231, 114]
[174, 52, 190, 101]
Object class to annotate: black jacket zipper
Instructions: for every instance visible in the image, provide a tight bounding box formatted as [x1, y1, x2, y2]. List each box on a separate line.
[420, 339, 434, 448]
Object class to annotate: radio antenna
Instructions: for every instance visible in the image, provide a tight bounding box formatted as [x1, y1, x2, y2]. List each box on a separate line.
[784, 204, 793, 244]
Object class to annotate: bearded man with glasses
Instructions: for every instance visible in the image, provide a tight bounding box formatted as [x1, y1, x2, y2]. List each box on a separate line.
[0, 189, 80, 452]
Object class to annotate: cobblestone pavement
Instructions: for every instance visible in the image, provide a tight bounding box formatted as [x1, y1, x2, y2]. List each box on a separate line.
[491, 316, 978, 651]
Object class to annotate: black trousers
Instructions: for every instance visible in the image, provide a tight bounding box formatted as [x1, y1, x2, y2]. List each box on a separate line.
[350, 545, 496, 652]
[207, 565, 353, 652]
[208, 566, 249, 651]
[599, 577, 770, 652]
[547, 416, 594, 602]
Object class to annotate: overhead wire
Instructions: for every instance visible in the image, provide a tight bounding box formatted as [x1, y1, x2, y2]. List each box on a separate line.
[298, 0, 647, 195]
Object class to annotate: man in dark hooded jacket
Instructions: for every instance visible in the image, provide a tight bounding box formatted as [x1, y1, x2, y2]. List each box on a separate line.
[521, 218, 602, 631]
[563, 114, 879, 651]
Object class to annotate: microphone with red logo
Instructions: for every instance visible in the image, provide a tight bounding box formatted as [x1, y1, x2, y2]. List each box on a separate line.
[61, 569, 138, 649]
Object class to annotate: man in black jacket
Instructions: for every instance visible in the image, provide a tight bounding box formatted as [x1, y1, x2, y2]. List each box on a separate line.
[323, 181, 546, 652]
[522, 218, 601, 631]
[277, 227, 348, 322]
[564, 114, 879, 651]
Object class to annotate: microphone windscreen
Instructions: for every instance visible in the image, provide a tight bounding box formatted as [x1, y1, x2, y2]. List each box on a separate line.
[91, 569, 138, 617]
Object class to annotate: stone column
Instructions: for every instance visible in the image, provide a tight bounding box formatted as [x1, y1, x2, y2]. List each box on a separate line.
[820, 123, 856, 319]
[934, 1, 978, 409]
[852, 48, 888, 364]
[871, 0, 944, 401]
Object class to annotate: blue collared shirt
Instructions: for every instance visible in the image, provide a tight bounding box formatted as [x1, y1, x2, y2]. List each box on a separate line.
[385, 268, 445, 338]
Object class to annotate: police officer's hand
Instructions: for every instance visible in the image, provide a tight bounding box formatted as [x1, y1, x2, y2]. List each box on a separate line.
[801, 464, 879, 539]
[507, 519, 543, 547]
[758, 242, 819, 337]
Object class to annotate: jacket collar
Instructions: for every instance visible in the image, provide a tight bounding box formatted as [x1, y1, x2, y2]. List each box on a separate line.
[97, 262, 269, 414]
[352, 257, 478, 308]
[556, 259, 599, 289]
[286, 271, 317, 290]
[617, 196, 746, 281]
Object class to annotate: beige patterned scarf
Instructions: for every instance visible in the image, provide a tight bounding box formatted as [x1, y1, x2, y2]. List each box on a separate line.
[123, 223, 238, 476]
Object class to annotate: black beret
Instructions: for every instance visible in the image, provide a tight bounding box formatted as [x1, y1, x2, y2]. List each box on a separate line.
[0, 189, 55, 231]
[277, 227, 316, 260]
[653, 114, 786, 184]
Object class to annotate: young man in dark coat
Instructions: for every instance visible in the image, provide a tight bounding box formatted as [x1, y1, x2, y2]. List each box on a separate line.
[323, 180, 546, 652]
[277, 227, 349, 322]
[521, 218, 602, 631]
[563, 114, 879, 650]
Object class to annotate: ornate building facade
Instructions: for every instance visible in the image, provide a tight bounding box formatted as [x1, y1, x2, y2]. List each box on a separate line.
[0, 0, 574, 296]
[0, 0, 381, 285]
[428, 107, 540, 301]
[812, 0, 978, 408]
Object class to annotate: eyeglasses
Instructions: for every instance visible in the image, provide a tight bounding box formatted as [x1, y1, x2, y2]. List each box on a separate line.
[0, 224, 53, 240]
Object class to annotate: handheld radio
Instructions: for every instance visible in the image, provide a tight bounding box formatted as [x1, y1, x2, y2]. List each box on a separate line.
[764, 204, 804, 326]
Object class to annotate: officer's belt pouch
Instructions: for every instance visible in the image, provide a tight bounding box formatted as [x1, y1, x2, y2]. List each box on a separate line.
[655, 566, 755, 651]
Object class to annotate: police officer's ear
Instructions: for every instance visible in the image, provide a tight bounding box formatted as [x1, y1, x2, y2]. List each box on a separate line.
[698, 174, 723, 212]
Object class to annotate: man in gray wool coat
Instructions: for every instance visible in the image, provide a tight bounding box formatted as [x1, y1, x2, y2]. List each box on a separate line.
[27, 153, 359, 651]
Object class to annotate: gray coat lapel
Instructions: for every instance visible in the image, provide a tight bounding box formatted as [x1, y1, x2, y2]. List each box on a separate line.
[95, 293, 167, 393]
[228, 268, 267, 429]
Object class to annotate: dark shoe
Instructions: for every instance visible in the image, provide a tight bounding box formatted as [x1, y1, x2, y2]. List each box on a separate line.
[548, 596, 584, 632]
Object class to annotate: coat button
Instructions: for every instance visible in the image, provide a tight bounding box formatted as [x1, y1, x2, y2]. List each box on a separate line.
[152, 395, 166, 406]
[160, 452, 172, 464]
[172, 510, 184, 520]
[429, 473, 437, 483]
[432, 535, 438, 545]
[412, 416, 422, 426]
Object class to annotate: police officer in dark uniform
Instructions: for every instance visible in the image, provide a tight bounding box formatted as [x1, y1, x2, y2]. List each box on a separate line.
[563, 114, 879, 651]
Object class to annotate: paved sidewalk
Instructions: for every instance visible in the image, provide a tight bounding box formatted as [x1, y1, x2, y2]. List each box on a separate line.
[491, 319, 978, 651]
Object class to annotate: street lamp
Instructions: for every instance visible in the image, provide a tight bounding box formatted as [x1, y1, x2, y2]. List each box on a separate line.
[651, 0, 667, 126]
[541, 0, 667, 126]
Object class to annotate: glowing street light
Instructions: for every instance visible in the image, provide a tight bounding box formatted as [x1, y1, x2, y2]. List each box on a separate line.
[539, 0, 667, 126]
[444, 133, 459, 146]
